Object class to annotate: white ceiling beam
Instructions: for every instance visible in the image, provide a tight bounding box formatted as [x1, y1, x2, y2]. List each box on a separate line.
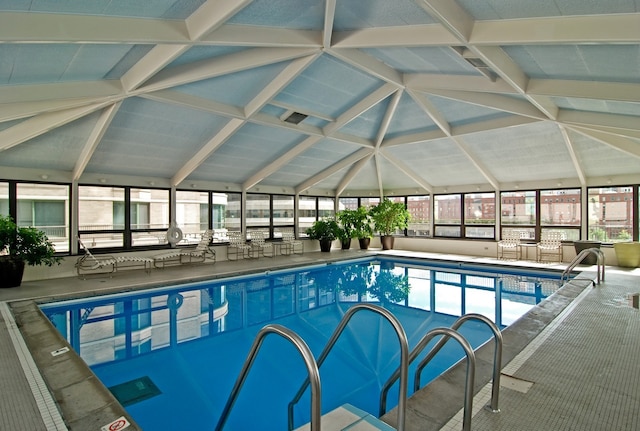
[381, 151, 433, 194]
[323, 83, 398, 135]
[185, 0, 253, 40]
[374, 89, 403, 149]
[323, 0, 337, 48]
[0, 102, 112, 152]
[451, 136, 500, 190]
[558, 124, 586, 186]
[138, 47, 318, 93]
[470, 45, 559, 120]
[329, 132, 375, 148]
[332, 24, 458, 48]
[249, 112, 324, 137]
[72, 102, 121, 181]
[568, 124, 640, 141]
[0, 12, 189, 43]
[472, 14, 640, 45]
[528, 79, 640, 103]
[407, 90, 451, 136]
[172, 118, 245, 186]
[405, 73, 517, 94]
[268, 101, 333, 122]
[295, 147, 373, 194]
[381, 129, 446, 148]
[559, 110, 640, 134]
[0, 80, 123, 104]
[140, 90, 244, 119]
[423, 88, 547, 119]
[569, 126, 640, 160]
[327, 48, 404, 86]
[335, 153, 374, 196]
[244, 53, 320, 117]
[122, 0, 252, 92]
[452, 115, 540, 137]
[243, 136, 322, 190]
[0, 96, 114, 123]
[374, 153, 384, 198]
[417, 0, 475, 42]
[204, 25, 321, 47]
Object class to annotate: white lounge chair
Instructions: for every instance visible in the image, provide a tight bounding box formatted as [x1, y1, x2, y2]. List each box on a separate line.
[281, 231, 303, 255]
[537, 231, 564, 263]
[76, 239, 153, 278]
[497, 230, 521, 260]
[154, 230, 215, 268]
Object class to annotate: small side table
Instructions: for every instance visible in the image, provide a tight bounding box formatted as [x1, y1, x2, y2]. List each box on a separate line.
[520, 243, 537, 261]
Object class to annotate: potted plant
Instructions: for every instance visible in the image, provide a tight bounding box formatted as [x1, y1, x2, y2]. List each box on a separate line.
[369, 198, 410, 250]
[351, 206, 374, 250]
[336, 208, 358, 250]
[305, 218, 339, 252]
[0, 215, 61, 288]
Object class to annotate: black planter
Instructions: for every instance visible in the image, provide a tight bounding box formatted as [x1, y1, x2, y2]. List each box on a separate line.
[341, 238, 352, 250]
[380, 235, 395, 250]
[358, 238, 371, 250]
[0, 257, 26, 288]
[574, 241, 601, 265]
[319, 239, 332, 252]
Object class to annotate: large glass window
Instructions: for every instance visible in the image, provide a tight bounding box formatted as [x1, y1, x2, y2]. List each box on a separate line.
[318, 197, 334, 219]
[17, 183, 69, 252]
[78, 186, 125, 249]
[246, 193, 270, 230]
[220, 192, 241, 233]
[540, 189, 580, 241]
[501, 191, 536, 240]
[273, 195, 294, 239]
[298, 196, 317, 237]
[407, 195, 430, 237]
[176, 191, 209, 244]
[464, 192, 495, 239]
[0, 182, 8, 216]
[130, 188, 169, 247]
[588, 187, 634, 242]
[434, 194, 461, 237]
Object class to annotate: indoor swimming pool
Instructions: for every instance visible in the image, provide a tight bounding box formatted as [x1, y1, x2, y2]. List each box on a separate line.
[41, 257, 568, 430]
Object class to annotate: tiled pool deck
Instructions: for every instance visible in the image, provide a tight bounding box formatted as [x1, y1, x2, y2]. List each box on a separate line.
[1, 249, 638, 430]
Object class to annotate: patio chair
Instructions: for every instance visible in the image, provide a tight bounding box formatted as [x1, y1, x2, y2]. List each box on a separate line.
[154, 230, 215, 268]
[281, 231, 303, 255]
[76, 239, 153, 278]
[537, 231, 564, 263]
[248, 230, 273, 259]
[227, 231, 251, 261]
[497, 230, 521, 260]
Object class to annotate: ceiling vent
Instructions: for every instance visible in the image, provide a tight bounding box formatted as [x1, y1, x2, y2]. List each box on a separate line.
[282, 111, 308, 125]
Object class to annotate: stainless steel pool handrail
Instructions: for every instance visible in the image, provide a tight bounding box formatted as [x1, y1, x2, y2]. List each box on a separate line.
[287, 303, 410, 431]
[414, 314, 502, 412]
[380, 327, 477, 431]
[215, 324, 321, 431]
[561, 247, 605, 285]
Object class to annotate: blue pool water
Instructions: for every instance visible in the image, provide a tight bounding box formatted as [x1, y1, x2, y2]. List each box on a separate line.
[41, 257, 566, 430]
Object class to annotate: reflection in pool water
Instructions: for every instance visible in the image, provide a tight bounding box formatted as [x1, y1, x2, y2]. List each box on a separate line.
[41, 257, 564, 430]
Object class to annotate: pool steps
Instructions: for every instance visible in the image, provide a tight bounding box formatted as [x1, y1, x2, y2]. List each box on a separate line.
[294, 404, 395, 431]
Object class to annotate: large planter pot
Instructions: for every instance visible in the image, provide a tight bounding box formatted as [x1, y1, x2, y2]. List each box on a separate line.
[614, 242, 640, 268]
[0, 257, 26, 288]
[358, 238, 371, 250]
[380, 235, 395, 250]
[319, 239, 333, 252]
[340, 238, 352, 250]
[573, 241, 601, 265]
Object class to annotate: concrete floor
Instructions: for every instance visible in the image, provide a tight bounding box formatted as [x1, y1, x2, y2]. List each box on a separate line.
[1, 249, 638, 430]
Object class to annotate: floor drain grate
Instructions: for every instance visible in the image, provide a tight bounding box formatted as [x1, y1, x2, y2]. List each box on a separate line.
[500, 374, 534, 393]
[109, 376, 161, 407]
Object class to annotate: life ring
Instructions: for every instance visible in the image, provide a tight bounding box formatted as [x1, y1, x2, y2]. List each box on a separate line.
[166, 225, 183, 247]
[167, 293, 184, 310]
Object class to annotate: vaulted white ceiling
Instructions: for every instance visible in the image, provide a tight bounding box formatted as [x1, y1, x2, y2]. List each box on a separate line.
[1, 0, 640, 196]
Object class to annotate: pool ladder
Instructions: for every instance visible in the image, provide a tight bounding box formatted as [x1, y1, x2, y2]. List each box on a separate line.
[214, 307, 502, 431]
[561, 247, 605, 285]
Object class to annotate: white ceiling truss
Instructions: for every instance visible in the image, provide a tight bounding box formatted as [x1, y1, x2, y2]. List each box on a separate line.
[1, 0, 640, 196]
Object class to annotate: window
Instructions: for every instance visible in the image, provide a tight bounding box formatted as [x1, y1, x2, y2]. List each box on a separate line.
[0, 182, 8, 216]
[540, 189, 580, 241]
[407, 196, 430, 237]
[501, 191, 536, 240]
[78, 186, 125, 249]
[298, 196, 317, 237]
[464, 192, 495, 239]
[273, 195, 294, 238]
[588, 187, 634, 242]
[434, 194, 461, 237]
[176, 190, 209, 244]
[130, 188, 169, 247]
[17, 183, 69, 252]
[218, 192, 241, 233]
